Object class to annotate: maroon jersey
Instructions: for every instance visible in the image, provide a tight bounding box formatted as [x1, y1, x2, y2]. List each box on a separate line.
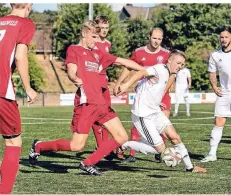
[130, 46, 169, 68]
[0, 15, 36, 100]
[65, 45, 117, 105]
[95, 39, 111, 88]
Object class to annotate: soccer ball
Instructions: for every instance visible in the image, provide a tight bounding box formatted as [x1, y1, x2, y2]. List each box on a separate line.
[161, 148, 181, 167]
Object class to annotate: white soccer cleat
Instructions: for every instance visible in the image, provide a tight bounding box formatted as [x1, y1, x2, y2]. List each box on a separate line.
[172, 112, 178, 117]
[200, 154, 217, 162]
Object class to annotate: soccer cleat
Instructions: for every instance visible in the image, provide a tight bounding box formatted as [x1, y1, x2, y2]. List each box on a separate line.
[122, 155, 136, 163]
[29, 139, 41, 166]
[116, 147, 125, 160]
[79, 161, 103, 176]
[154, 153, 162, 163]
[172, 112, 178, 117]
[104, 151, 115, 161]
[200, 154, 217, 162]
[186, 166, 207, 173]
[186, 112, 191, 117]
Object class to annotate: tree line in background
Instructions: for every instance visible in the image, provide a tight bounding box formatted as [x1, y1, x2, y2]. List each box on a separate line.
[1, 3, 231, 91]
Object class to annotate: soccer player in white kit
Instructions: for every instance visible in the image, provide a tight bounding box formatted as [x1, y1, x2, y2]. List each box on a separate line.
[173, 66, 192, 117]
[201, 27, 231, 162]
[118, 50, 206, 173]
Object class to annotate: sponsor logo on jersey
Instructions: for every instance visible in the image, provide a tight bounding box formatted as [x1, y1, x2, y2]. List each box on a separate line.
[85, 61, 99, 72]
[157, 55, 164, 63]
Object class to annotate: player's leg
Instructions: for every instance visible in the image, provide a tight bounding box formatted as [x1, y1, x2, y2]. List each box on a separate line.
[29, 104, 94, 165]
[173, 90, 181, 117]
[92, 123, 103, 147]
[184, 89, 190, 116]
[122, 126, 140, 163]
[201, 95, 229, 162]
[81, 106, 128, 174]
[163, 125, 206, 173]
[0, 98, 22, 194]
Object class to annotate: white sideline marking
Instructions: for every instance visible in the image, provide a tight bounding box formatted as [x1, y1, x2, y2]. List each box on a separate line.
[22, 117, 70, 121]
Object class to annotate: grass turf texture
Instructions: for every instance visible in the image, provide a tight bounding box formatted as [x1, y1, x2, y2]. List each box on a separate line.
[1, 104, 231, 194]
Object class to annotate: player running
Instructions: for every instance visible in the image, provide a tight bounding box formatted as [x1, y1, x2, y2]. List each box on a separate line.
[117, 50, 206, 173]
[0, 3, 37, 193]
[28, 20, 144, 176]
[113, 27, 173, 162]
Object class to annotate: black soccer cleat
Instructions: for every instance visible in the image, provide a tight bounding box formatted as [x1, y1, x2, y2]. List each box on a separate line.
[154, 153, 162, 163]
[122, 155, 136, 163]
[104, 151, 115, 161]
[79, 161, 103, 176]
[29, 139, 41, 166]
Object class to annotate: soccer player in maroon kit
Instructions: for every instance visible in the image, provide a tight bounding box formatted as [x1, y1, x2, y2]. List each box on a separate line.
[114, 27, 173, 163]
[29, 20, 144, 176]
[0, 4, 37, 194]
[91, 16, 113, 155]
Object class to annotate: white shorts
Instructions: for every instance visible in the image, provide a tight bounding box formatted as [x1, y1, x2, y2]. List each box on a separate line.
[214, 93, 231, 117]
[132, 112, 172, 146]
[175, 88, 189, 101]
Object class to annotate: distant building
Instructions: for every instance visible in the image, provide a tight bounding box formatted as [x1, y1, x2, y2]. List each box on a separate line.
[119, 4, 155, 20]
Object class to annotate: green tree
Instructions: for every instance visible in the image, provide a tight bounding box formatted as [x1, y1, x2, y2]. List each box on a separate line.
[14, 44, 46, 97]
[155, 4, 231, 50]
[53, 3, 128, 81]
[125, 19, 151, 55]
[0, 4, 10, 17]
[185, 41, 214, 91]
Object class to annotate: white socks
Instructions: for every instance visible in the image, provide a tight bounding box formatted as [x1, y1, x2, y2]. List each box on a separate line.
[209, 126, 224, 156]
[174, 143, 193, 170]
[122, 141, 158, 155]
[185, 97, 190, 114]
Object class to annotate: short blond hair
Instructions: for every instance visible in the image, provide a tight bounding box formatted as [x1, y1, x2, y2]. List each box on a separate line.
[81, 20, 101, 34]
[169, 49, 186, 60]
[10, 3, 31, 9]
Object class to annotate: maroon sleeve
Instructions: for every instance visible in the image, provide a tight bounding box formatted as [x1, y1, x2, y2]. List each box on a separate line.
[17, 20, 36, 46]
[130, 51, 140, 64]
[65, 46, 77, 66]
[101, 52, 117, 69]
[163, 52, 169, 64]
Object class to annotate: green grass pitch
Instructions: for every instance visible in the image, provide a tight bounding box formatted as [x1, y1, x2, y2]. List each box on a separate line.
[1, 104, 231, 194]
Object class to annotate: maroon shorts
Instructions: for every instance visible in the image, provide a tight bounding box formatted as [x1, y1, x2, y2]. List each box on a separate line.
[70, 103, 117, 134]
[161, 92, 171, 111]
[0, 97, 21, 137]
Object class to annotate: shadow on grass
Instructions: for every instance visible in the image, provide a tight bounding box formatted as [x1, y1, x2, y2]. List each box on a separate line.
[202, 138, 231, 144]
[147, 174, 169, 178]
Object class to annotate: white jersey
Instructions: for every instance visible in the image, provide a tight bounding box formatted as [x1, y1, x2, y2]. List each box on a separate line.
[175, 67, 191, 90]
[208, 48, 231, 93]
[131, 64, 170, 117]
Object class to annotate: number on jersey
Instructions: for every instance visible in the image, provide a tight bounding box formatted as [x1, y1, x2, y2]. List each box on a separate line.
[0, 29, 6, 41]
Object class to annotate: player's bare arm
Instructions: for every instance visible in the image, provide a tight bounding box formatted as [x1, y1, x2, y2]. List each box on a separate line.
[66, 63, 83, 87]
[188, 77, 192, 88]
[15, 44, 37, 104]
[113, 67, 131, 96]
[209, 72, 222, 97]
[117, 69, 149, 96]
[115, 57, 144, 71]
[163, 74, 176, 95]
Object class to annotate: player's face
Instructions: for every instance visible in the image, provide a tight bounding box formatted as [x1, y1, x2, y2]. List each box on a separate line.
[25, 4, 33, 18]
[169, 55, 185, 74]
[86, 29, 99, 49]
[149, 30, 163, 49]
[98, 22, 109, 38]
[220, 31, 231, 49]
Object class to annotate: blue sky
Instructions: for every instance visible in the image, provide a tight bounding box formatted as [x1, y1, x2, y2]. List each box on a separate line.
[33, 3, 155, 12]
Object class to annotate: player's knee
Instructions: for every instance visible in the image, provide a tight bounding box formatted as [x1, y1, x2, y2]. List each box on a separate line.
[4, 135, 22, 147]
[70, 141, 85, 152]
[215, 117, 226, 127]
[169, 134, 181, 145]
[114, 132, 128, 144]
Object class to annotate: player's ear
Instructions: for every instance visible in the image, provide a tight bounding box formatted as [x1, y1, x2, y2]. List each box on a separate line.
[82, 30, 86, 38]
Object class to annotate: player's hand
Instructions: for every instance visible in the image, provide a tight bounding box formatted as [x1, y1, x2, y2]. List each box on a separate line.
[26, 88, 37, 104]
[192, 166, 207, 173]
[213, 86, 222, 97]
[113, 84, 120, 96]
[160, 102, 167, 110]
[188, 84, 191, 89]
[73, 78, 83, 88]
[117, 83, 129, 96]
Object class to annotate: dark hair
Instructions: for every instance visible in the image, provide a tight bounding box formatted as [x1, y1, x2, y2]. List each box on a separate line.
[219, 26, 231, 34]
[149, 27, 164, 37]
[169, 49, 186, 60]
[94, 15, 109, 24]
